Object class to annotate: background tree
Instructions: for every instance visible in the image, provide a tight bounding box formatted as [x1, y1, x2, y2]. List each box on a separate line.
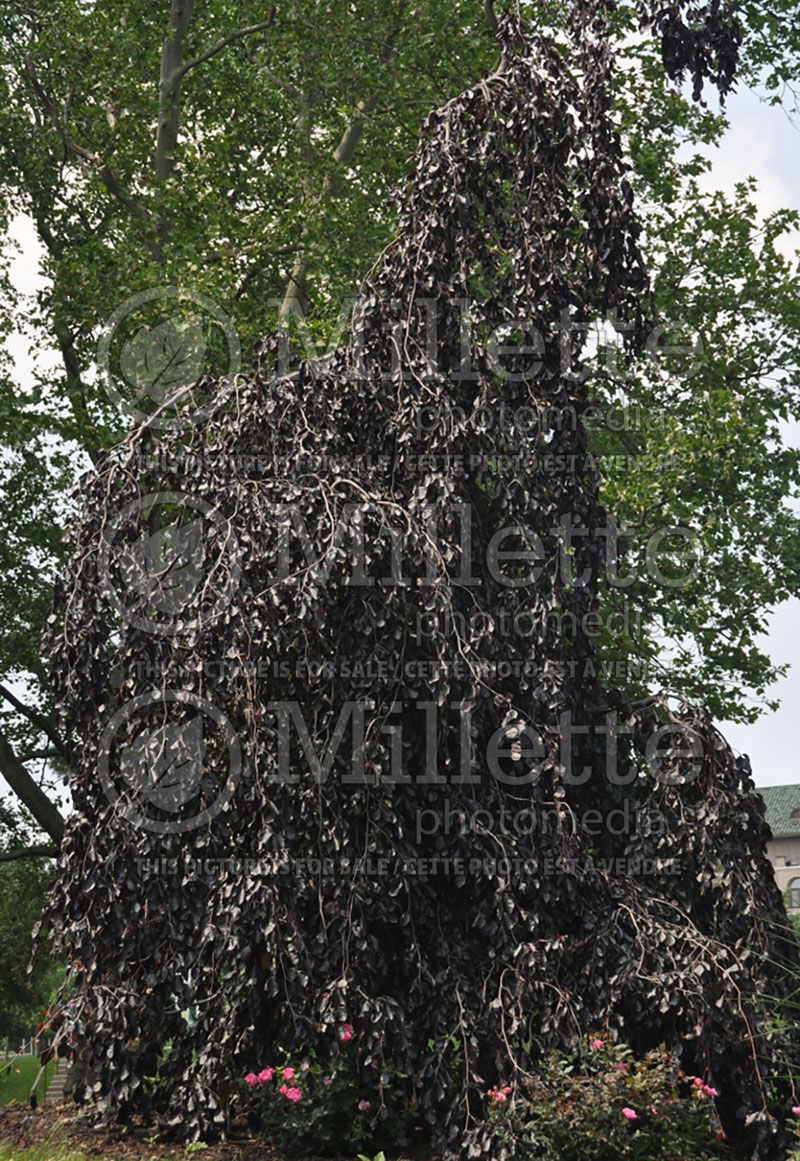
[0, 0, 799, 849]
[0, 805, 62, 1042]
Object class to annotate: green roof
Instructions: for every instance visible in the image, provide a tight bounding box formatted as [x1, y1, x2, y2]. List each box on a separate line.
[758, 784, 800, 839]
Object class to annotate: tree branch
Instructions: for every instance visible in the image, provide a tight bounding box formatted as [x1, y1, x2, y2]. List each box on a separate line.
[53, 319, 102, 467]
[154, 0, 197, 244]
[0, 684, 69, 759]
[234, 245, 302, 301]
[0, 729, 65, 845]
[173, 20, 275, 83]
[278, 93, 380, 322]
[280, 93, 379, 316]
[260, 64, 302, 101]
[29, 212, 107, 459]
[485, 0, 499, 37]
[24, 55, 160, 256]
[0, 844, 57, 863]
[277, 16, 405, 320]
[332, 95, 378, 166]
[24, 54, 101, 163]
[154, 8, 285, 249]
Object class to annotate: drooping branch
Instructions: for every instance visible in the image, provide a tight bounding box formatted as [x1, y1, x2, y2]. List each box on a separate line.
[42, 4, 791, 1158]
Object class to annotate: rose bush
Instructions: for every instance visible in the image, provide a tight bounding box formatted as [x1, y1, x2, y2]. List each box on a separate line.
[242, 1024, 412, 1151]
[486, 1036, 731, 1160]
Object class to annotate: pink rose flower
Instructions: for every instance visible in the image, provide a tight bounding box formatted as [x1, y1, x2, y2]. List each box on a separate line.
[323, 1077, 333, 1086]
[616, 1062, 628, 1071]
[358, 1099, 371, 1111]
[282, 1067, 295, 1081]
[284, 1087, 302, 1103]
[244, 1073, 258, 1087]
[704, 1085, 719, 1097]
[340, 1023, 354, 1042]
[622, 1107, 637, 1120]
[591, 1038, 605, 1050]
[793, 1106, 800, 1116]
[279, 1084, 288, 1094]
[258, 1067, 274, 1084]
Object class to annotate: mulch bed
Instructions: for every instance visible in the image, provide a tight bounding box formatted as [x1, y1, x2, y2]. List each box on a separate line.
[0, 1102, 433, 1160]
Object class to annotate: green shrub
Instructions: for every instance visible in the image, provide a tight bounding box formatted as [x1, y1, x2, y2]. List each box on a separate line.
[242, 1023, 412, 1152]
[488, 1035, 729, 1160]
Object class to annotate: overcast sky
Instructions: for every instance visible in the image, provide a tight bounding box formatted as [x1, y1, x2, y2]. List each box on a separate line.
[2, 72, 799, 798]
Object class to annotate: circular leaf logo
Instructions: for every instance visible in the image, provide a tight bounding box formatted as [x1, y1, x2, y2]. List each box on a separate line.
[97, 286, 241, 432]
[98, 491, 241, 638]
[98, 691, 241, 834]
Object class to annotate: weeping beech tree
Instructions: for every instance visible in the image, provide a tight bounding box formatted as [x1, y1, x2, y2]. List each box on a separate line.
[41, 0, 800, 1156]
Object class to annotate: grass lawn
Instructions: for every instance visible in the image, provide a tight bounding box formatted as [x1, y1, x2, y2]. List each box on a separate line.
[0, 1146, 88, 1161]
[0, 1059, 55, 1108]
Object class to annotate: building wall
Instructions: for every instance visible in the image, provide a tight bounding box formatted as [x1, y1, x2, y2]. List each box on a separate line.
[766, 837, 800, 909]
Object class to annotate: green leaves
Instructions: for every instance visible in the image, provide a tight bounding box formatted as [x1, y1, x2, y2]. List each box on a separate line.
[0, 814, 62, 1041]
[119, 316, 208, 405]
[587, 175, 800, 720]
